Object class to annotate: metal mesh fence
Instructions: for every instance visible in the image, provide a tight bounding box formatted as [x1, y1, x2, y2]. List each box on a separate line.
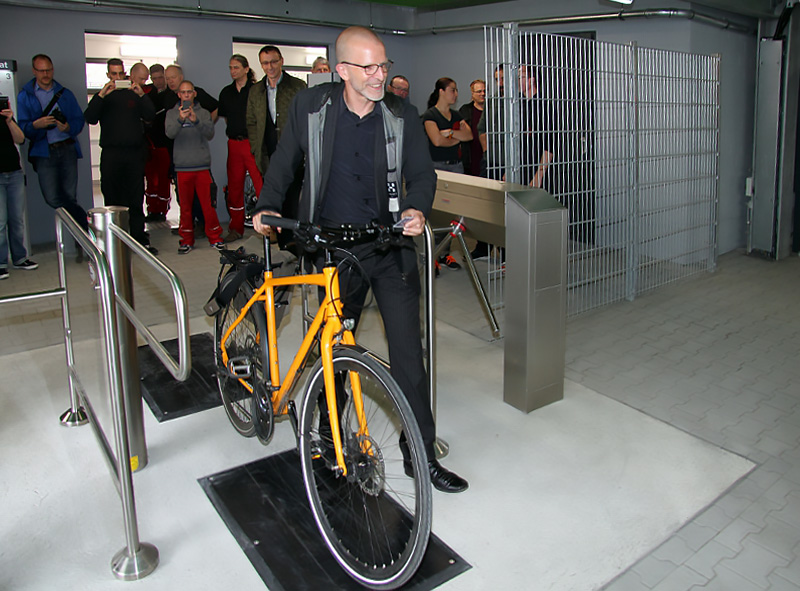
[484, 25, 719, 317]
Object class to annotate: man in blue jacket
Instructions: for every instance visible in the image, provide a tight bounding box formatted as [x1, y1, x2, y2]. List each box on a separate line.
[254, 26, 468, 493]
[17, 54, 88, 233]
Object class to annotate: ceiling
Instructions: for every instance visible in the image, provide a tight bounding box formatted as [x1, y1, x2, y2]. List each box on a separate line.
[360, 0, 783, 18]
[364, 0, 508, 9]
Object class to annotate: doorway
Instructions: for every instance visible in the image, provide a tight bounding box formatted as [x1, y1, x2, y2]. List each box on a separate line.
[83, 32, 178, 208]
[231, 40, 328, 85]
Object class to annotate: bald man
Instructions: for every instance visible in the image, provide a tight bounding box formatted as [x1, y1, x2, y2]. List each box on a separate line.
[254, 26, 468, 493]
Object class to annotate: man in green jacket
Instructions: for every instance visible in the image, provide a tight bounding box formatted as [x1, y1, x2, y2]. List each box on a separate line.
[246, 45, 306, 177]
[246, 45, 306, 241]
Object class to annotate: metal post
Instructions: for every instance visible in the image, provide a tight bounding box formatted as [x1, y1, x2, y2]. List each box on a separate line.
[423, 224, 448, 459]
[55, 220, 88, 427]
[504, 22, 522, 185]
[625, 41, 640, 302]
[89, 206, 148, 471]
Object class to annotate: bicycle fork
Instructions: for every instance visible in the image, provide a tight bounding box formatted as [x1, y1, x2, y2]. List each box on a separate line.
[318, 271, 372, 477]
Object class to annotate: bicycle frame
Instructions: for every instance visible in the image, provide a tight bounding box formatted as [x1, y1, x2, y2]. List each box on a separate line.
[219, 238, 370, 476]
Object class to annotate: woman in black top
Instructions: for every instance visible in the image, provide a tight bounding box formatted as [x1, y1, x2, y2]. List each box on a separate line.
[0, 103, 38, 279]
[421, 78, 473, 271]
[420, 77, 473, 173]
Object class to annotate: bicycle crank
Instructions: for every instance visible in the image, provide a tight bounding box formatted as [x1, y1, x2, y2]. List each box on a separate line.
[252, 381, 275, 445]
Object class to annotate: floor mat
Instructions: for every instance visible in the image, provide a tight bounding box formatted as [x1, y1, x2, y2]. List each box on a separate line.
[139, 332, 219, 421]
[199, 449, 471, 590]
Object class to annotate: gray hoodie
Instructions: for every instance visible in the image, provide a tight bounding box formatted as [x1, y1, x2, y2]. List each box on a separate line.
[165, 101, 214, 171]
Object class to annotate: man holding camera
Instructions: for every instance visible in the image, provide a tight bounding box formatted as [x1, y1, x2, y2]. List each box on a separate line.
[84, 58, 156, 253]
[17, 54, 88, 233]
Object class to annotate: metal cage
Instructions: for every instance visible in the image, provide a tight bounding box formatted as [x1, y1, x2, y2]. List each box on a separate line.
[484, 25, 719, 317]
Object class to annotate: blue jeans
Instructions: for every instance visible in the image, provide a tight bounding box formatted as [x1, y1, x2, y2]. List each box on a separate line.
[33, 141, 88, 231]
[0, 169, 29, 268]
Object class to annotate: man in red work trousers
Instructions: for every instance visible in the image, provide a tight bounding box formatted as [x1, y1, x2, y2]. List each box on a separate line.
[218, 54, 263, 242]
[142, 64, 172, 221]
[165, 81, 223, 253]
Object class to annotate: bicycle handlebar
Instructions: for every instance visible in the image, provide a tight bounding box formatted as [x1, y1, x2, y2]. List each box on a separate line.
[259, 214, 405, 253]
[260, 214, 300, 232]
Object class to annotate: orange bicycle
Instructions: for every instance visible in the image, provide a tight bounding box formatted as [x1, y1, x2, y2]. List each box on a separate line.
[210, 215, 432, 590]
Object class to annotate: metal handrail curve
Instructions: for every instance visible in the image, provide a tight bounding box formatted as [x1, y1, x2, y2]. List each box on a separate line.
[108, 223, 191, 381]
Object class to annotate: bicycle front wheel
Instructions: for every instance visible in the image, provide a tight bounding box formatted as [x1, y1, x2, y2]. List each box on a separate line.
[214, 279, 268, 438]
[299, 345, 432, 590]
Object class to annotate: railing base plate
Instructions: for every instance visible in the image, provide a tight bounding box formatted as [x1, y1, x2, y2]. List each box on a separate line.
[59, 407, 88, 427]
[112, 542, 159, 581]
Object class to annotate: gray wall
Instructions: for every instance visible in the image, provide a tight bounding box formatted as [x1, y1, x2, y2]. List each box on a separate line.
[689, 20, 756, 256]
[2, 2, 756, 254]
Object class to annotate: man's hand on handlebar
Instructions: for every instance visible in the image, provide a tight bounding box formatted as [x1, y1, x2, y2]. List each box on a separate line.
[253, 211, 282, 236]
[400, 209, 425, 237]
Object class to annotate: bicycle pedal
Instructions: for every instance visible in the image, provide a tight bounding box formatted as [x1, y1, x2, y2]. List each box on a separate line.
[226, 356, 252, 378]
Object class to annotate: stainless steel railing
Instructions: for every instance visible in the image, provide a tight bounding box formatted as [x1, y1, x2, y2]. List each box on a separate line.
[56, 207, 159, 580]
[0, 206, 193, 581]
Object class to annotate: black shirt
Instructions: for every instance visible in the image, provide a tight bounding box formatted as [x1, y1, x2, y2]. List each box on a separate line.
[218, 79, 253, 139]
[321, 98, 381, 225]
[83, 89, 156, 149]
[0, 118, 21, 173]
[144, 86, 173, 148]
[421, 106, 464, 163]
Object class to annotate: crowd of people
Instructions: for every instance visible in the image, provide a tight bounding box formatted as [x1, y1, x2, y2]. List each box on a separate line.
[2, 46, 328, 262]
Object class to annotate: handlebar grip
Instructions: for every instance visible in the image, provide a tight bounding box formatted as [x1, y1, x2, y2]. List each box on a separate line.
[259, 214, 300, 231]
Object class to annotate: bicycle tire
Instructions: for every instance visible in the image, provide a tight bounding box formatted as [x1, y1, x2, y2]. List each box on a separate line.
[214, 278, 268, 438]
[299, 345, 432, 590]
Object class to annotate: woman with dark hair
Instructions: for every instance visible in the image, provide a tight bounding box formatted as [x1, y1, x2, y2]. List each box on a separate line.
[421, 77, 473, 174]
[218, 54, 262, 242]
[421, 78, 473, 271]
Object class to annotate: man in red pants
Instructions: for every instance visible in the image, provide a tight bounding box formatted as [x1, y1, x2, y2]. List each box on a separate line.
[143, 63, 172, 222]
[218, 54, 262, 242]
[165, 81, 223, 253]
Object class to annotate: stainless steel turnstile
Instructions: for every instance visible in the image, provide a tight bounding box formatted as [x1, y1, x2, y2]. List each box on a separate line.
[430, 171, 567, 413]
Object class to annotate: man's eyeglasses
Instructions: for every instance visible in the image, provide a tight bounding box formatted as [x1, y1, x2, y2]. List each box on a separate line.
[341, 60, 393, 76]
[33, 68, 53, 74]
[390, 84, 409, 94]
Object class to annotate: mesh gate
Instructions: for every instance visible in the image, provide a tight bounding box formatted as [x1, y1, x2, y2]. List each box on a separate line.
[483, 25, 719, 317]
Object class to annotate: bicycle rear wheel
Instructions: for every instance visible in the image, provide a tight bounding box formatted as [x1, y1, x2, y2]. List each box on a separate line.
[299, 345, 432, 590]
[214, 279, 268, 438]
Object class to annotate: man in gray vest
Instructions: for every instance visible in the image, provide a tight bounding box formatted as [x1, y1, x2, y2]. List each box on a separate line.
[253, 26, 468, 494]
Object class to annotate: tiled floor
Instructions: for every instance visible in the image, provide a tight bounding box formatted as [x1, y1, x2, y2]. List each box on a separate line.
[2, 221, 800, 590]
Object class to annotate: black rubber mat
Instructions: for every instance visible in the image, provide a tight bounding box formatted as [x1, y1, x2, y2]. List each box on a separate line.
[199, 449, 471, 590]
[138, 332, 220, 422]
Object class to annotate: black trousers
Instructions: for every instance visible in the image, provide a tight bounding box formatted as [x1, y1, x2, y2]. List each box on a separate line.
[322, 244, 436, 458]
[100, 146, 147, 244]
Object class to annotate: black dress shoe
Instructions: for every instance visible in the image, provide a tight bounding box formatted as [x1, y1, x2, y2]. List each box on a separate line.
[404, 459, 468, 493]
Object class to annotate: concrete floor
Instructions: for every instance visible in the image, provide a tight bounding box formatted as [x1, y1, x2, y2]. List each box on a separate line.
[1, 221, 799, 590]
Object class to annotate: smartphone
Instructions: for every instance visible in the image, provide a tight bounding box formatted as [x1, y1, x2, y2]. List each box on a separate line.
[392, 216, 413, 230]
[115, 80, 131, 89]
[181, 100, 192, 110]
[0, 96, 9, 111]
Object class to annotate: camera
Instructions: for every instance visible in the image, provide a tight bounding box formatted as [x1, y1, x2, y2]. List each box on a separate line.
[0, 96, 9, 111]
[51, 109, 67, 124]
